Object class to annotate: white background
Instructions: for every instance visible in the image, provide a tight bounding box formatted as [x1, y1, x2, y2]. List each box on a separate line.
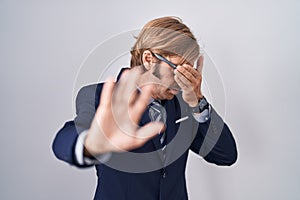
[1, 0, 299, 199]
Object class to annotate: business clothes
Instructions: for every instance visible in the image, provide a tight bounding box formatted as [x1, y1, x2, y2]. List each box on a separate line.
[52, 68, 237, 200]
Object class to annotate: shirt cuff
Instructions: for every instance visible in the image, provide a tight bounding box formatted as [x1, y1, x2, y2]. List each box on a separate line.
[75, 130, 112, 165]
[192, 105, 211, 123]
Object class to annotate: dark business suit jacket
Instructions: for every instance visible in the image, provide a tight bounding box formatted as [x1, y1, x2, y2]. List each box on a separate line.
[52, 68, 237, 200]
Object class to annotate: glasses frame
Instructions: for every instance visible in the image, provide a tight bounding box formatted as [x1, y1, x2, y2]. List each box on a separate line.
[152, 52, 178, 69]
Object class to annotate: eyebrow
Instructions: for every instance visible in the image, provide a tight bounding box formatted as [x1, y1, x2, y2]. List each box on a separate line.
[152, 53, 177, 69]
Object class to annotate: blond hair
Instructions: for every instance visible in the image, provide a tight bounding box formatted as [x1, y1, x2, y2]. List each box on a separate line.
[130, 16, 200, 67]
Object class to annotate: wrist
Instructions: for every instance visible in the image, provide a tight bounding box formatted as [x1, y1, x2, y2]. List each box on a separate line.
[84, 129, 108, 157]
[189, 96, 209, 113]
[197, 92, 204, 102]
[188, 101, 199, 108]
[188, 93, 203, 107]
[81, 131, 112, 164]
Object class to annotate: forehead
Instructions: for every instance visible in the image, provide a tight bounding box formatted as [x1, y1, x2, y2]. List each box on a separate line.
[167, 55, 182, 61]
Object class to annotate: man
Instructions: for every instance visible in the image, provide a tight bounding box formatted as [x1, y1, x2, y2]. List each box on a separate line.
[52, 16, 237, 200]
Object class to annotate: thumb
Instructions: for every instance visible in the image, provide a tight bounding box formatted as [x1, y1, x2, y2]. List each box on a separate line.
[196, 55, 204, 74]
[135, 122, 165, 139]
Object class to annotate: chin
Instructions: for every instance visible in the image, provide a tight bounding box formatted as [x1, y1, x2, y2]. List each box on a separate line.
[156, 92, 174, 100]
[164, 94, 174, 100]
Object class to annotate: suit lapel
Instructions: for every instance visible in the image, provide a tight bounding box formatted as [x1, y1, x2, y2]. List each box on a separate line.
[151, 98, 183, 164]
[139, 107, 165, 161]
[164, 98, 181, 165]
[164, 99, 181, 147]
[164, 95, 196, 165]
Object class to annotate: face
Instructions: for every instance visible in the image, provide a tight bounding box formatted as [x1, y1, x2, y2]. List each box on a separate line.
[150, 55, 183, 100]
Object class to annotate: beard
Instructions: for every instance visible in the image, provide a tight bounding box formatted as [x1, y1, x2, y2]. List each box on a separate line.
[151, 63, 162, 79]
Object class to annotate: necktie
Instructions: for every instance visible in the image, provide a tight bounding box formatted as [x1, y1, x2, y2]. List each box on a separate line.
[149, 100, 167, 148]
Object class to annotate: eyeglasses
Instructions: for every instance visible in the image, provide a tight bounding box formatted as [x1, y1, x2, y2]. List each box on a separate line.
[152, 52, 178, 69]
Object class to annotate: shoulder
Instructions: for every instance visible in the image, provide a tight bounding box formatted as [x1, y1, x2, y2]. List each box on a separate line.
[76, 67, 130, 107]
[76, 83, 103, 101]
[78, 67, 129, 96]
[75, 83, 104, 111]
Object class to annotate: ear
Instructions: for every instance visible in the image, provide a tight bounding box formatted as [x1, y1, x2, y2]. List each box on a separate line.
[142, 50, 154, 70]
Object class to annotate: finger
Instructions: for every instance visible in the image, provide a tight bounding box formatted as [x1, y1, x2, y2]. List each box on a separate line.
[182, 64, 201, 80]
[176, 65, 197, 83]
[126, 68, 144, 106]
[174, 73, 189, 90]
[129, 91, 139, 106]
[196, 55, 204, 74]
[174, 69, 192, 87]
[131, 84, 153, 122]
[98, 77, 115, 109]
[174, 68, 191, 84]
[115, 68, 141, 105]
[135, 121, 165, 139]
[182, 64, 202, 89]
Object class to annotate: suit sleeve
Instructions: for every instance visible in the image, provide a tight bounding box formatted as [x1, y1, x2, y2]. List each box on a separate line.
[52, 83, 102, 167]
[189, 107, 238, 166]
